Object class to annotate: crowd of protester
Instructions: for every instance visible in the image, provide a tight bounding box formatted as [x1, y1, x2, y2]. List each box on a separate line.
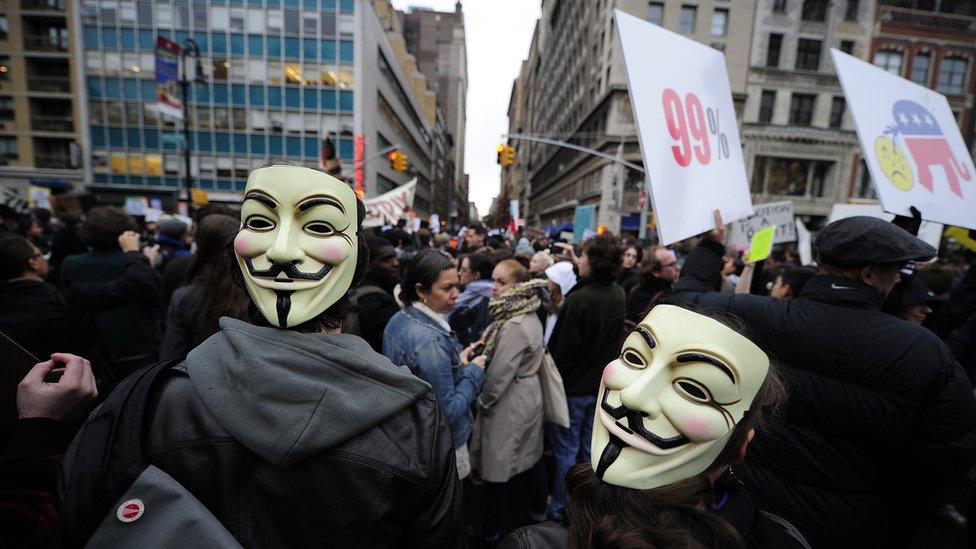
[1, 186, 976, 547]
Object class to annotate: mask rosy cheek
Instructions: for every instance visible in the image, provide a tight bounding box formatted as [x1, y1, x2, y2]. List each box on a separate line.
[602, 364, 614, 381]
[233, 233, 259, 256]
[676, 415, 727, 442]
[313, 241, 349, 264]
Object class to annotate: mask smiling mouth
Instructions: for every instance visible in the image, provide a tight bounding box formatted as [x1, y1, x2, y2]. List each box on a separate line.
[600, 388, 689, 450]
[245, 257, 334, 282]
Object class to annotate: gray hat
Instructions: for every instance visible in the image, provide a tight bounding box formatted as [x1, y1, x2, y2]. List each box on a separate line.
[815, 216, 936, 266]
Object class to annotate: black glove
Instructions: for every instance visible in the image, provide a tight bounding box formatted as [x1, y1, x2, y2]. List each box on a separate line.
[891, 206, 922, 236]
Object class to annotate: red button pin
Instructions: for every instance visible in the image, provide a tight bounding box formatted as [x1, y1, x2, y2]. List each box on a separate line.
[117, 499, 145, 523]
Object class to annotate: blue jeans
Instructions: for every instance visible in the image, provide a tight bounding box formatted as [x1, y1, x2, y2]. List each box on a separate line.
[548, 395, 597, 517]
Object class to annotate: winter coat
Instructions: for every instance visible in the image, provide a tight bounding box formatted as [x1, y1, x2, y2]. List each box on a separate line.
[673, 239, 976, 548]
[616, 267, 640, 297]
[626, 274, 673, 323]
[384, 305, 486, 448]
[355, 274, 401, 353]
[470, 313, 545, 482]
[447, 279, 493, 347]
[547, 279, 626, 397]
[159, 281, 209, 361]
[70, 317, 464, 547]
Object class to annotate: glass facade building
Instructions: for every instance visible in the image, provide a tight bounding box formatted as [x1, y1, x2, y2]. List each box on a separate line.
[80, 0, 358, 195]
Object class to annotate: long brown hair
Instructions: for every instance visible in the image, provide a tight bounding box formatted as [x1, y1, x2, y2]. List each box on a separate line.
[193, 215, 250, 336]
[565, 307, 787, 549]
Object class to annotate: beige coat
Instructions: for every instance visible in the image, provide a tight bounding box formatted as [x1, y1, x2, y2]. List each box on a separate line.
[470, 313, 545, 482]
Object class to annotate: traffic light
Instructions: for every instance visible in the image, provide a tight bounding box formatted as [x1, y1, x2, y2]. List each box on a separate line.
[496, 144, 515, 167]
[388, 151, 408, 172]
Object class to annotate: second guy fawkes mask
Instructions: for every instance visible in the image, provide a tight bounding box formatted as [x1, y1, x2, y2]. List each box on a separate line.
[591, 305, 769, 490]
[233, 165, 358, 328]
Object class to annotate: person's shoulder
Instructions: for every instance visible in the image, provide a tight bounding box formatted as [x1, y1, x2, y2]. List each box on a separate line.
[499, 521, 568, 549]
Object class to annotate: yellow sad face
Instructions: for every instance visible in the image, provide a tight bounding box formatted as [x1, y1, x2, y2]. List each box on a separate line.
[874, 136, 914, 191]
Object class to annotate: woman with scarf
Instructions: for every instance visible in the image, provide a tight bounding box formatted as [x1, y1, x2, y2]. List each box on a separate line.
[470, 259, 549, 545]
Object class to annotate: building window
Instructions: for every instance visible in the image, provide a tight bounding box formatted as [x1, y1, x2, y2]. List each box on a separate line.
[795, 39, 822, 71]
[0, 56, 9, 81]
[829, 96, 845, 128]
[759, 90, 776, 123]
[873, 50, 903, 75]
[840, 40, 855, 55]
[753, 156, 834, 196]
[680, 6, 696, 34]
[773, 0, 787, 12]
[711, 9, 728, 38]
[285, 10, 300, 34]
[936, 56, 968, 94]
[789, 93, 816, 125]
[910, 53, 931, 85]
[0, 96, 13, 120]
[801, 0, 827, 21]
[766, 33, 783, 68]
[844, 0, 859, 20]
[647, 2, 664, 25]
[193, 5, 208, 29]
[854, 159, 877, 199]
[0, 16, 7, 41]
[0, 137, 17, 159]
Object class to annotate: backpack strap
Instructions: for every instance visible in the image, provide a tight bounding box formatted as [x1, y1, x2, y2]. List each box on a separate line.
[59, 357, 185, 547]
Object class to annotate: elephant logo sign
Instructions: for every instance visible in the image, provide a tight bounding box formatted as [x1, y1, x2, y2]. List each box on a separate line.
[874, 100, 972, 198]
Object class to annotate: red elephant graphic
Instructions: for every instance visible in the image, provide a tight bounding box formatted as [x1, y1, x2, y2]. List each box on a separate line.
[887, 100, 972, 198]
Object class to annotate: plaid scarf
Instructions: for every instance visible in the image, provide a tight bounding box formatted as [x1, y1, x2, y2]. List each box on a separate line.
[482, 278, 550, 361]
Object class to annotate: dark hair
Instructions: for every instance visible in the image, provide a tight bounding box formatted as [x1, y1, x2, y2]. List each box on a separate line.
[565, 305, 787, 549]
[469, 224, 487, 236]
[400, 249, 455, 305]
[366, 236, 394, 262]
[779, 266, 816, 297]
[497, 258, 530, 283]
[582, 234, 623, 283]
[186, 214, 240, 282]
[463, 253, 495, 281]
[192, 203, 233, 224]
[622, 238, 643, 264]
[79, 206, 137, 250]
[232, 197, 369, 333]
[0, 234, 35, 281]
[490, 248, 514, 264]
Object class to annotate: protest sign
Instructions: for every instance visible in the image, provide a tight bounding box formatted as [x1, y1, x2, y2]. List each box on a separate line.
[154, 36, 183, 120]
[573, 204, 596, 244]
[729, 201, 796, 249]
[946, 227, 976, 252]
[363, 179, 416, 228]
[28, 185, 51, 210]
[832, 49, 976, 231]
[795, 218, 813, 266]
[828, 203, 943, 249]
[124, 196, 147, 217]
[615, 10, 753, 245]
[747, 226, 776, 263]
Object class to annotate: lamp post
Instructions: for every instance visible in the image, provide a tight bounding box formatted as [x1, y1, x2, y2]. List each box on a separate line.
[179, 38, 204, 204]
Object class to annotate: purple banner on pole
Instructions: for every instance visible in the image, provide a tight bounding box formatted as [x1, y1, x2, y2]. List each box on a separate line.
[155, 36, 183, 120]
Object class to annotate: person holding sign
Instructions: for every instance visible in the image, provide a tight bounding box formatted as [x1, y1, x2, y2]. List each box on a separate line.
[671, 212, 976, 547]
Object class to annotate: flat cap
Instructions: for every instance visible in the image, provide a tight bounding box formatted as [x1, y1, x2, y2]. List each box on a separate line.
[815, 216, 936, 266]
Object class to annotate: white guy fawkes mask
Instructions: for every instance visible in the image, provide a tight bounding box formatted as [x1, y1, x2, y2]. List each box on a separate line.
[591, 305, 769, 490]
[233, 165, 358, 328]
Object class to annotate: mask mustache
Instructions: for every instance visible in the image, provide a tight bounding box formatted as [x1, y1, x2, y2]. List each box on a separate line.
[245, 257, 333, 281]
[601, 388, 690, 450]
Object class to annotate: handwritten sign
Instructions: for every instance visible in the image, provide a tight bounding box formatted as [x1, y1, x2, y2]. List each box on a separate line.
[729, 200, 796, 249]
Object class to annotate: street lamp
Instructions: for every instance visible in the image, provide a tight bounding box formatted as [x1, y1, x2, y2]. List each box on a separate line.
[180, 38, 205, 204]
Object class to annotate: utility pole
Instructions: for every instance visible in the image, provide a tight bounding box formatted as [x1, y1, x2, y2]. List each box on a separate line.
[180, 38, 203, 204]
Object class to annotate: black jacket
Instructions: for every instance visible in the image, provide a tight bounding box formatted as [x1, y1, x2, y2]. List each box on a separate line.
[548, 279, 626, 397]
[673, 239, 976, 548]
[617, 268, 641, 297]
[356, 274, 401, 353]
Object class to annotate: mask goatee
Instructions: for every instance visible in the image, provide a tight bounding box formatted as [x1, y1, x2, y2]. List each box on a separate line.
[275, 291, 294, 329]
[596, 434, 626, 479]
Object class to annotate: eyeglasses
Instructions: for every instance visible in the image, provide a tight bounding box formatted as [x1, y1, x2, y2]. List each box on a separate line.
[660, 261, 678, 269]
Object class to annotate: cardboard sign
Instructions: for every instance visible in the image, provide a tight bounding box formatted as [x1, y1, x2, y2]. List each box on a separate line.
[827, 203, 943, 249]
[616, 10, 753, 245]
[729, 201, 796, 249]
[747, 226, 776, 263]
[832, 49, 976, 231]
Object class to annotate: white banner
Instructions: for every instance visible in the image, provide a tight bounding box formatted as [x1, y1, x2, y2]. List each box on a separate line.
[729, 200, 796, 249]
[832, 49, 976, 231]
[363, 179, 417, 228]
[615, 10, 753, 245]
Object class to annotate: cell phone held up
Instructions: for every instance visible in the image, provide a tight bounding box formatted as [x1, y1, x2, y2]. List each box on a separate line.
[471, 343, 486, 357]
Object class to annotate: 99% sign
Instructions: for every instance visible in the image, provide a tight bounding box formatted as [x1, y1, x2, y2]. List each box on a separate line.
[661, 88, 730, 167]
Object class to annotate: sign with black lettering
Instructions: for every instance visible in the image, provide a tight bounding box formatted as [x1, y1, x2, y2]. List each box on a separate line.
[729, 200, 796, 249]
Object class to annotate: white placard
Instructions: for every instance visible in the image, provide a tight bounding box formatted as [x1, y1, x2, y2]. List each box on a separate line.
[616, 10, 753, 245]
[827, 203, 943, 249]
[729, 200, 796, 249]
[795, 218, 813, 266]
[831, 49, 976, 231]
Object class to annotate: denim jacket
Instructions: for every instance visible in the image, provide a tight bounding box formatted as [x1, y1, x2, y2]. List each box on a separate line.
[383, 305, 486, 448]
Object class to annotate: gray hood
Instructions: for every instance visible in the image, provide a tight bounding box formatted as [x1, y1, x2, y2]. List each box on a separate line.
[186, 317, 430, 467]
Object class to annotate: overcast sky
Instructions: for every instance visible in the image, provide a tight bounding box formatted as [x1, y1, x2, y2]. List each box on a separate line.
[390, 0, 541, 218]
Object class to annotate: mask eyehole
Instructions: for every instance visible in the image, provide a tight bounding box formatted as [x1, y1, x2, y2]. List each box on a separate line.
[674, 378, 711, 403]
[244, 215, 274, 232]
[304, 222, 335, 236]
[621, 350, 646, 369]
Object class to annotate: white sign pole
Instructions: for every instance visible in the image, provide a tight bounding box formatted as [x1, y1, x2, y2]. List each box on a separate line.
[832, 48, 976, 230]
[615, 10, 754, 245]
